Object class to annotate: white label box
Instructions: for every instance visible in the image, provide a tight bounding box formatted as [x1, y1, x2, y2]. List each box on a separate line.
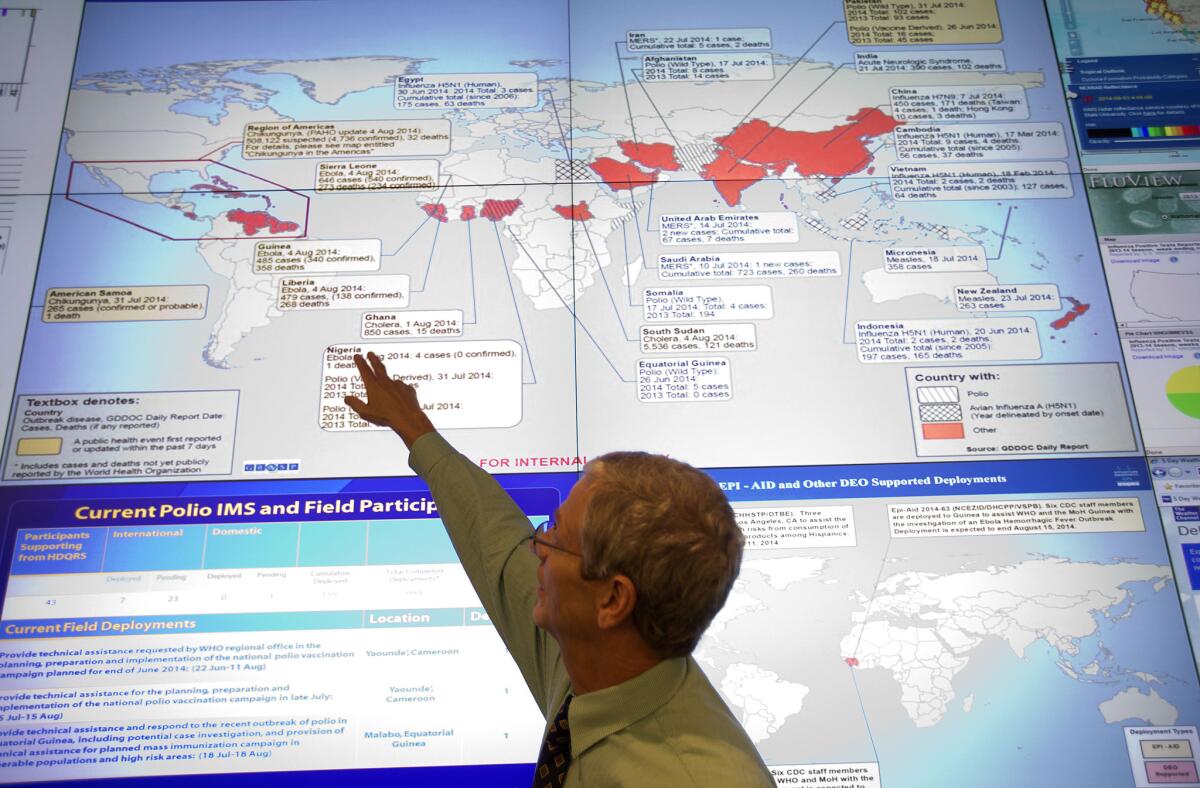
[243, 120, 451, 159]
[394, 73, 538, 110]
[883, 246, 987, 273]
[254, 240, 381, 274]
[889, 498, 1144, 538]
[855, 50, 1005, 73]
[890, 162, 1073, 201]
[642, 54, 773, 82]
[955, 284, 1061, 312]
[361, 310, 463, 339]
[277, 275, 409, 311]
[904, 362, 1137, 457]
[658, 251, 840, 279]
[641, 323, 756, 353]
[42, 285, 208, 323]
[636, 358, 732, 402]
[889, 85, 1029, 122]
[845, 0, 1001, 45]
[770, 763, 880, 787]
[4, 390, 239, 482]
[856, 317, 1040, 363]
[627, 28, 772, 51]
[895, 122, 1068, 161]
[659, 213, 798, 246]
[316, 160, 440, 192]
[737, 506, 856, 549]
[321, 341, 522, 431]
[643, 286, 772, 323]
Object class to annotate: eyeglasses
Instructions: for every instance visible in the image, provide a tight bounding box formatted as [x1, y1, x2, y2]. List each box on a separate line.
[527, 512, 583, 559]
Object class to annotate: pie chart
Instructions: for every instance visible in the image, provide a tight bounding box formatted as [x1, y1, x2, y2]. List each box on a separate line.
[1167, 366, 1200, 419]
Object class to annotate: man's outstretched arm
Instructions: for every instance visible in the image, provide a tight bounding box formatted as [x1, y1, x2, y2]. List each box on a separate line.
[343, 352, 563, 709]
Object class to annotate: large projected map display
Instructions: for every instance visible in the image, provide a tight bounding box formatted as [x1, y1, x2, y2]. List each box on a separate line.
[1, 1, 1199, 787]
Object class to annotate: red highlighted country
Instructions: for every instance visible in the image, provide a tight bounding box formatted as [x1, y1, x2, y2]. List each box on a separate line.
[481, 199, 522, 221]
[460, 205, 477, 221]
[226, 209, 300, 236]
[618, 141, 680, 171]
[700, 150, 768, 208]
[703, 109, 902, 206]
[422, 203, 449, 223]
[589, 157, 658, 191]
[553, 201, 594, 221]
[1051, 296, 1090, 330]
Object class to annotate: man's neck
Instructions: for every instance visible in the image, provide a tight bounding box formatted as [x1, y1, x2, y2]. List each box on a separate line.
[560, 630, 664, 695]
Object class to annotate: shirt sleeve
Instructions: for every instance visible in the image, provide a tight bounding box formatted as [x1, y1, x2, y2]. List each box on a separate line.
[408, 431, 563, 712]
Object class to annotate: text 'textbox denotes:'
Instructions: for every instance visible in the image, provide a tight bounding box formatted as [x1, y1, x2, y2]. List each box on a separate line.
[321, 341, 522, 430]
[316, 160, 439, 192]
[42, 285, 208, 323]
[658, 251, 840, 279]
[636, 358, 731, 402]
[395, 73, 538, 109]
[889, 162, 1073, 201]
[889, 498, 1144, 538]
[277, 275, 409, 310]
[254, 240, 381, 274]
[243, 120, 451, 159]
[889, 85, 1028, 122]
[659, 213, 798, 246]
[736, 506, 856, 549]
[3, 391, 239, 482]
[643, 286, 772, 323]
[856, 317, 1040, 363]
[895, 123, 1067, 161]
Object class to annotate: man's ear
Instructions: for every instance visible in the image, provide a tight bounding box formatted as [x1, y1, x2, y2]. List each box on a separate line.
[595, 574, 637, 631]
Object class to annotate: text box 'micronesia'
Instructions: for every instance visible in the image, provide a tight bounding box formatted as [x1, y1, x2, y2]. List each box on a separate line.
[242, 120, 451, 159]
[658, 251, 840, 279]
[394, 73, 538, 110]
[659, 213, 798, 245]
[888, 498, 1144, 538]
[895, 123, 1068, 161]
[889, 85, 1029, 122]
[955, 284, 1061, 312]
[737, 506, 856, 549]
[322, 341, 521, 430]
[883, 247, 987, 273]
[636, 357, 732, 402]
[3, 390, 239, 482]
[641, 323, 757, 353]
[42, 285, 208, 323]
[855, 317, 1041, 363]
[889, 162, 1073, 201]
[643, 285, 773, 323]
[845, 0, 1001, 45]
[277, 274, 409, 310]
[626, 28, 772, 51]
[254, 239, 381, 274]
[316, 160, 440, 192]
[642, 54, 773, 82]
[854, 50, 1005, 73]
[361, 310, 463, 339]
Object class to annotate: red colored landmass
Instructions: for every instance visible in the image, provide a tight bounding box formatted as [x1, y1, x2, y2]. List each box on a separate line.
[618, 140, 681, 171]
[192, 182, 249, 198]
[1050, 297, 1090, 330]
[481, 199, 522, 221]
[703, 108, 902, 205]
[700, 149, 767, 207]
[460, 205, 477, 221]
[169, 205, 199, 221]
[589, 157, 658, 191]
[225, 209, 299, 236]
[553, 201, 594, 221]
[422, 203, 449, 223]
[845, 657, 859, 667]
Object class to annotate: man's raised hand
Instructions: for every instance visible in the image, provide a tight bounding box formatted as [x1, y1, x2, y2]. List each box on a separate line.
[344, 352, 435, 448]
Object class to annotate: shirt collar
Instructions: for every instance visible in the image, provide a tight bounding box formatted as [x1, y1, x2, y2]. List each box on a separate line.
[568, 656, 688, 757]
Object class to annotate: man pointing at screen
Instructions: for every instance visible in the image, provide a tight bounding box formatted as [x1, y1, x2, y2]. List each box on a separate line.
[345, 352, 774, 787]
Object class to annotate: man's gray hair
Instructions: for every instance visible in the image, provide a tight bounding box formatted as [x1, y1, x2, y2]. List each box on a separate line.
[578, 451, 744, 657]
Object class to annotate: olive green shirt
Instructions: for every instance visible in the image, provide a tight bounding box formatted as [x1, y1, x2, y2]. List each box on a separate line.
[410, 432, 775, 787]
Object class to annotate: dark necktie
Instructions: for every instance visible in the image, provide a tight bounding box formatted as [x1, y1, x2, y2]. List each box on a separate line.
[533, 694, 573, 787]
